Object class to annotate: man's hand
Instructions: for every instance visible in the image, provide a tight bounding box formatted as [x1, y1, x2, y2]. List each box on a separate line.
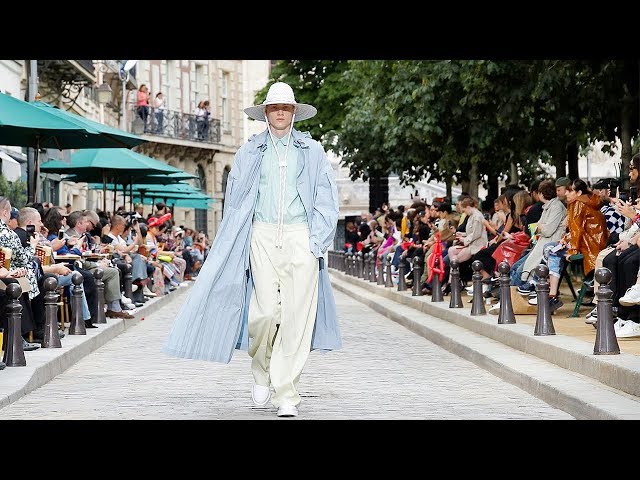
[54, 264, 72, 276]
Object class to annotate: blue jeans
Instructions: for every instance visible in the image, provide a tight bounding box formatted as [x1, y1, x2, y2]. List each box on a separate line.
[57, 273, 91, 321]
[543, 241, 566, 279]
[510, 252, 530, 286]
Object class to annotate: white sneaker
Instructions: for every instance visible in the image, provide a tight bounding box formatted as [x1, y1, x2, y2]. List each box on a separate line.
[488, 303, 500, 315]
[121, 295, 134, 305]
[616, 321, 640, 338]
[528, 296, 538, 305]
[619, 285, 640, 306]
[614, 318, 629, 332]
[585, 306, 598, 319]
[276, 404, 299, 417]
[131, 284, 139, 292]
[143, 287, 157, 297]
[251, 384, 271, 406]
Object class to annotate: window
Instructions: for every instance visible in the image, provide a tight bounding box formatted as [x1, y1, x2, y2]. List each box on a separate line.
[194, 63, 205, 108]
[195, 164, 208, 233]
[221, 71, 230, 133]
[165, 60, 175, 110]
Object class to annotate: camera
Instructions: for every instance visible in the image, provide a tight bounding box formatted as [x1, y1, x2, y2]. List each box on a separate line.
[58, 228, 65, 240]
[25, 225, 36, 238]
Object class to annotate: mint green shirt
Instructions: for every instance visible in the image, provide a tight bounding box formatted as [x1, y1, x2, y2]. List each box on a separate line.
[254, 135, 307, 224]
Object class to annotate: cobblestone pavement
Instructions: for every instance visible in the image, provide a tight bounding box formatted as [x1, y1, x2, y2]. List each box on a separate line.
[0, 289, 573, 419]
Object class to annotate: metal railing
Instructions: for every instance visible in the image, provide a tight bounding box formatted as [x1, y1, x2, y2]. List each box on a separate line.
[130, 106, 221, 144]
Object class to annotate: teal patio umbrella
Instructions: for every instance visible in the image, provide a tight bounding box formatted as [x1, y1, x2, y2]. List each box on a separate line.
[32, 102, 145, 149]
[41, 148, 186, 212]
[0, 92, 101, 201]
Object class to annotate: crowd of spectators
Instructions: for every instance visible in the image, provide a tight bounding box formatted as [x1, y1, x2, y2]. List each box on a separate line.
[340, 153, 640, 338]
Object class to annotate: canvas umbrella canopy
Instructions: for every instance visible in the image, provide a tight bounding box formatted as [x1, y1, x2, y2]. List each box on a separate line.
[130, 195, 214, 210]
[40, 148, 185, 212]
[0, 92, 104, 202]
[89, 181, 213, 208]
[32, 102, 145, 149]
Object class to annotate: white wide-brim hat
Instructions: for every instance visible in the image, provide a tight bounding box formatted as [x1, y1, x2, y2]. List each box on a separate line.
[244, 81, 317, 122]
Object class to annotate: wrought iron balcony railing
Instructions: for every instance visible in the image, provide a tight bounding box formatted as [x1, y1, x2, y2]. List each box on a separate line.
[130, 106, 221, 144]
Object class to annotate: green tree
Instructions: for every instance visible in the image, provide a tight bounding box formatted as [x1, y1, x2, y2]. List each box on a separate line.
[0, 176, 27, 207]
[254, 60, 352, 150]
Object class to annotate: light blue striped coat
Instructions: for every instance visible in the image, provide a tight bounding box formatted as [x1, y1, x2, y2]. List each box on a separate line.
[163, 128, 342, 363]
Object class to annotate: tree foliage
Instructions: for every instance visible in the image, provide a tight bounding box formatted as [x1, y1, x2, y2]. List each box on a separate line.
[0, 176, 27, 208]
[264, 59, 639, 196]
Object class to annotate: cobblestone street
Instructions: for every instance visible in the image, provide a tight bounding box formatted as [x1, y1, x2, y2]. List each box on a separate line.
[0, 288, 572, 419]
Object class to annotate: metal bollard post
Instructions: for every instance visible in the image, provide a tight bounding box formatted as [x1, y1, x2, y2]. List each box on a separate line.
[533, 265, 555, 336]
[431, 256, 444, 302]
[351, 253, 357, 277]
[93, 268, 107, 324]
[449, 259, 464, 308]
[412, 256, 423, 296]
[375, 253, 384, 285]
[497, 260, 516, 324]
[368, 252, 375, 282]
[124, 263, 133, 302]
[3, 283, 25, 366]
[68, 272, 86, 335]
[356, 252, 363, 278]
[42, 276, 62, 348]
[593, 268, 619, 355]
[397, 259, 407, 292]
[384, 253, 394, 287]
[470, 260, 486, 315]
[339, 252, 345, 272]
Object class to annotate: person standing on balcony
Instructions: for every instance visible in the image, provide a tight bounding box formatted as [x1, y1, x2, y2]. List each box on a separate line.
[164, 81, 341, 418]
[136, 84, 150, 133]
[153, 92, 166, 134]
[195, 100, 210, 141]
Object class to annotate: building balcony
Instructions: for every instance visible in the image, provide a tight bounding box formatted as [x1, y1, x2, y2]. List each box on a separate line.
[129, 106, 221, 145]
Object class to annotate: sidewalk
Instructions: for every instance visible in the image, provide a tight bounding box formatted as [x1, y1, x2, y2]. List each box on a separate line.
[330, 269, 640, 419]
[0, 283, 193, 410]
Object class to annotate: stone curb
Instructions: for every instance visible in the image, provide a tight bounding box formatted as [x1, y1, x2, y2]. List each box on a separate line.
[330, 271, 640, 409]
[0, 284, 192, 410]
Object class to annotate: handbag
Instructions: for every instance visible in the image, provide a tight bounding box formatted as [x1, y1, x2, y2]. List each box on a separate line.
[491, 231, 530, 267]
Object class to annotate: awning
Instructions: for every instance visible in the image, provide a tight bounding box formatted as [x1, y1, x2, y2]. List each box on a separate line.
[0, 150, 22, 181]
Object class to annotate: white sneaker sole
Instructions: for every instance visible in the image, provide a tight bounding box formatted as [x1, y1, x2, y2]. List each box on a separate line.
[276, 405, 298, 417]
[619, 298, 640, 306]
[251, 385, 271, 406]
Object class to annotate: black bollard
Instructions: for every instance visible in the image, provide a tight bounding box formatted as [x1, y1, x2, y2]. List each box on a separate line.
[397, 259, 407, 292]
[385, 253, 394, 288]
[42, 276, 62, 348]
[533, 265, 555, 336]
[497, 260, 516, 324]
[377, 254, 385, 286]
[431, 256, 444, 302]
[368, 252, 376, 282]
[3, 283, 26, 366]
[593, 268, 620, 355]
[124, 263, 134, 302]
[449, 259, 464, 308]
[93, 268, 107, 324]
[68, 272, 87, 335]
[351, 253, 357, 277]
[356, 252, 363, 278]
[412, 256, 423, 296]
[470, 260, 486, 315]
